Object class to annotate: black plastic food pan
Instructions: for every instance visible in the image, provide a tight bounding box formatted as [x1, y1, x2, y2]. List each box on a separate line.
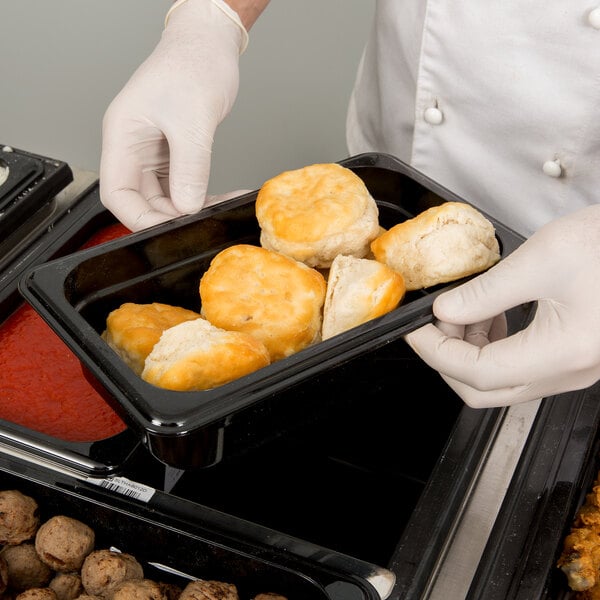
[0, 458, 384, 600]
[0, 144, 73, 263]
[0, 178, 141, 477]
[466, 380, 600, 599]
[19, 152, 526, 469]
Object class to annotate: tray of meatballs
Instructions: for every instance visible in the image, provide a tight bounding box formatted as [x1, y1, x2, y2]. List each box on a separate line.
[0, 462, 387, 600]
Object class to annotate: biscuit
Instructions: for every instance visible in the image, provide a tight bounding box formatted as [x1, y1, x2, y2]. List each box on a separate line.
[142, 318, 271, 391]
[255, 162, 380, 268]
[370, 201, 501, 290]
[199, 244, 327, 361]
[102, 302, 202, 375]
[322, 255, 406, 340]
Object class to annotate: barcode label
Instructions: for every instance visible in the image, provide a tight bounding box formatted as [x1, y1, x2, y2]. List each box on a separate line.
[86, 476, 155, 503]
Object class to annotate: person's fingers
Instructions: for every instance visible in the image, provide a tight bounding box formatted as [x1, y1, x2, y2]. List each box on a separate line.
[140, 171, 181, 217]
[406, 302, 590, 394]
[462, 314, 507, 347]
[436, 372, 536, 409]
[405, 322, 536, 391]
[167, 134, 213, 215]
[432, 247, 541, 325]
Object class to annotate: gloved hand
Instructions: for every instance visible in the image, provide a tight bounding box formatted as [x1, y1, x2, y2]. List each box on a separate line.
[99, 0, 248, 231]
[404, 204, 600, 408]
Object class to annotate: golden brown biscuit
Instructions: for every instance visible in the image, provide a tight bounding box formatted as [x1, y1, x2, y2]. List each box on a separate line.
[322, 255, 405, 340]
[371, 201, 501, 291]
[199, 244, 327, 361]
[255, 163, 380, 268]
[102, 302, 202, 375]
[142, 318, 271, 391]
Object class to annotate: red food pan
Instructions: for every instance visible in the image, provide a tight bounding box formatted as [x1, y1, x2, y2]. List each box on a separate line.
[0, 176, 141, 477]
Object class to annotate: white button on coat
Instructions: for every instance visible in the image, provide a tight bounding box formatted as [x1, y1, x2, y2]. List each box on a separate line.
[543, 159, 563, 178]
[589, 7, 600, 29]
[346, 1, 600, 237]
[424, 106, 443, 125]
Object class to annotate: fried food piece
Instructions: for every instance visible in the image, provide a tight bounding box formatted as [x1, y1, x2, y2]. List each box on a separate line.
[0, 490, 40, 545]
[558, 478, 600, 595]
[558, 526, 600, 591]
[179, 580, 239, 600]
[253, 594, 288, 600]
[35, 516, 95, 572]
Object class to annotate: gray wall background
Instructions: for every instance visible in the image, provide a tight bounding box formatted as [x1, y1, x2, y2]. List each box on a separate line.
[0, 1, 374, 194]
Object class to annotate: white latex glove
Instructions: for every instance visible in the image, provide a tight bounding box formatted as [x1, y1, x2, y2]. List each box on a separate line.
[99, 0, 248, 231]
[405, 204, 600, 408]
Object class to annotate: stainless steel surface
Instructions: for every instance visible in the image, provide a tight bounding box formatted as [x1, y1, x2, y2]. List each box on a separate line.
[53, 167, 98, 207]
[427, 398, 542, 599]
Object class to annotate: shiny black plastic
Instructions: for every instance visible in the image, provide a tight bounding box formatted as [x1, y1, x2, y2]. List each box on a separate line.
[19, 153, 526, 468]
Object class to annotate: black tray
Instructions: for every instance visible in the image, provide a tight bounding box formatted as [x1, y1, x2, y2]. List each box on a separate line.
[0, 458, 385, 600]
[0, 144, 73, 263]
[19, 153, 526, 469]
[467, 381, 600, 599]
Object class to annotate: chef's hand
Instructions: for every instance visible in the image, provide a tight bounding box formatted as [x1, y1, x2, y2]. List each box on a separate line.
[99, 0, 248, 231]
[405, 204, 600, 408]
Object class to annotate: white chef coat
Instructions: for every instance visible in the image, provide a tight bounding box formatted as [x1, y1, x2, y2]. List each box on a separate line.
[346, 1, 600, 237]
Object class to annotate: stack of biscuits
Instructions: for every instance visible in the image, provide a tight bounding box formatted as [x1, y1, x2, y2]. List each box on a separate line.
[102, 162, 500, 391]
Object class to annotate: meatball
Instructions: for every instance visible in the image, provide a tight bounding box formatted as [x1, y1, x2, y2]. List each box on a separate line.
[80, 549, 143, 598]
[35, 516, 95, 572]
[157, 582, 181, 600]
[1, 542, 53, 591]
[49, 573, 84, 600]
[0, 554, 8, 595]
[15, 588, 58, 600]
[179, 580, 239, 600]
[253, 595, 288, 600]
[0, 490, 40, 545]
[111, 579, 166, 600]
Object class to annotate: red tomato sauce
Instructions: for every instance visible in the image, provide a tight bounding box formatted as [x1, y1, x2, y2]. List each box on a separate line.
[0, 222, 131, 442]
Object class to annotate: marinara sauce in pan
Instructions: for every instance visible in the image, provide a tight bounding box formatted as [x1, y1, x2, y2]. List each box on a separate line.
[0, 223, 130, 442]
